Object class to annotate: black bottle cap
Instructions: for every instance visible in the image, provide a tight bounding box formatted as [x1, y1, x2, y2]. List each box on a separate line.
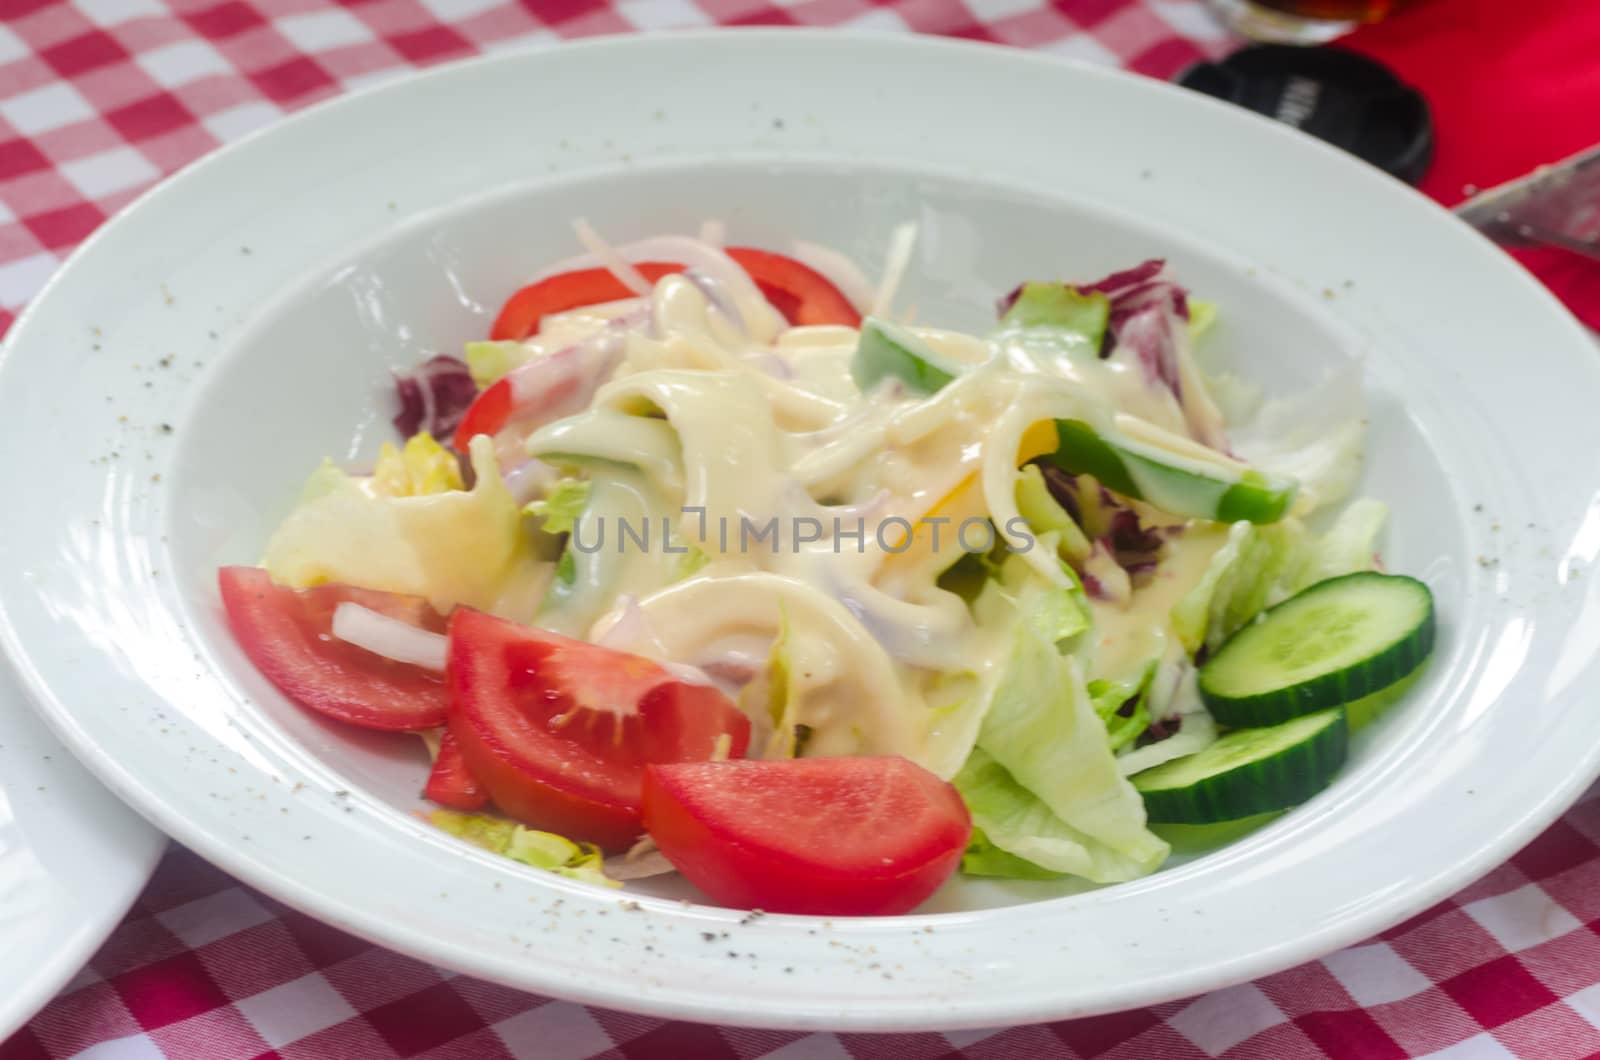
[1176, 44, 1433, 185]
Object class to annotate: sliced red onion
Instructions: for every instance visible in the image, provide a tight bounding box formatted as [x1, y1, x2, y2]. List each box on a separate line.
[699, 654, 763, 688]
[572, 218, 653, 295]
[740, 350, 795, 379]
[593, 594, 663, 652]
[605, 837, 677, 880]
[830, 580, 970, 670]
[659, 660, 719, 688]
[870, 222, 918, 319]
[502, 458, 560, 507]
[499, 311, 642, 439]
[682, 268, 747, 335]
[331, 602, 448, 670]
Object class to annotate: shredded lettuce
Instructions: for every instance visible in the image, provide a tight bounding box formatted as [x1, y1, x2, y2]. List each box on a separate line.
[1015, 463, 1091, 563]
[995, 282, 1110, 358]
[973, 549, 1090, 648]
[753, 609, 804, 760]
[1222, 361, 1367, 516]
[464, 340, 533, 388]
[525, 477, 591, 535]
[955, 745, 1166, 883]
[1187, 299, 1218, 343]
[1171, 522, 1253, 656]
[264, 435, 544, 617]
[371, 432, 463, 497]
[1087, 660, 1156, 754]
[961, 825, 1064, 881]
[959, 571, 1168, 883]
[674, 543, 710, 580]
[1171, 500, 1387, 655]
[430, 810, 619, 888]
[1288, 498, 1388, 594]
[1116, 668, 1220, 775]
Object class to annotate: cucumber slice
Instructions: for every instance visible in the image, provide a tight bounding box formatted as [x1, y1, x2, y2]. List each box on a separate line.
[1133, 708, 1347, 823]
[850, 317, 966, 395]
[1047, 418, 1297, 524]
[1199, 571, 1434, 728]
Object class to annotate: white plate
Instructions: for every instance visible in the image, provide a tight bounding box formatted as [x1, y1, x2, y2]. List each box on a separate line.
[3, 31, 1599, 1031]
[0, 654, 163, 1040]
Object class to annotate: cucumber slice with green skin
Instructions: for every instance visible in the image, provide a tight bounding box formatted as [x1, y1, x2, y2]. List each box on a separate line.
[1047, 418, 1297, 524]
[850, 317, 966, 395]
[1199, 572, 1435, 728]
[1133, 708, 1348, 824]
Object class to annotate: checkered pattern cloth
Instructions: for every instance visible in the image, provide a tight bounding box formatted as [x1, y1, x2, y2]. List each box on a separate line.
[3, 2, 1598, 1058]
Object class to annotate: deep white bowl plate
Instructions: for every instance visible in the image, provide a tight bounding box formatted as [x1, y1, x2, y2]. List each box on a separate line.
[2, 31, 1599, 1031]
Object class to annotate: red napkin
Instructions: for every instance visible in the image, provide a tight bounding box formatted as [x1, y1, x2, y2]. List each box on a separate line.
[1340, 0, 1600, 330]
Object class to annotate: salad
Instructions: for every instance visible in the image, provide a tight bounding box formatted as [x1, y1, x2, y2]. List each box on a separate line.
[219, 224, 1435, 916]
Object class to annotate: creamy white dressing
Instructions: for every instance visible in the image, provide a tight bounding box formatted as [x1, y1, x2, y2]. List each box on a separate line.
[511, 272, 1248, 773]
[1086, 522, 1230, 683]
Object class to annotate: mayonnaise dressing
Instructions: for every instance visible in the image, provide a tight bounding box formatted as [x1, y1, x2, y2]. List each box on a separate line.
[514, 274, 1245, 773]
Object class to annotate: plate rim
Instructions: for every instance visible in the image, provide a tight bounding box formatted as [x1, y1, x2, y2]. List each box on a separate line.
[3, 28, 1599, 1031]
[0, 657, 166, 1042]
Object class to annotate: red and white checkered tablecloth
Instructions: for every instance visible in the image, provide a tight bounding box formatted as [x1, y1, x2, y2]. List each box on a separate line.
[4, 3, 1600, 1058]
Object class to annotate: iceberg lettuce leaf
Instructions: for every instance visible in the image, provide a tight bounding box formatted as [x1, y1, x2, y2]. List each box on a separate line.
[1170, 498, 1387, 655]
[1225, 361, 1367, 516]
[1288, 497, 1388, 594]
[960, 825, 1065, 881]
[955, 746, 1165, 883]
[264, 435, 545, 618]
[371, 432, 463, 498]
[960, 576, 1168, 883]
[430, 810, 619, 888]
[525, 477, 591, 536]
[465, 340, 534, 388]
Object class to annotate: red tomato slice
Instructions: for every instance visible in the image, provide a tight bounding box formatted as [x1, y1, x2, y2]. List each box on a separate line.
[446, 608, 751, 850]
[725, 247, 862, 328]
[451, 375, 514, 451]
[642, 756, 971, 916]
[464, 248, 862, 450]
[424, 729, 489, 811]
[218, 566, 450, 731]
[489, 263, 685, 342]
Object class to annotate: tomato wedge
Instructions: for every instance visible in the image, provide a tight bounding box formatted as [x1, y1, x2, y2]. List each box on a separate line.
[424, 730, 489, 811]
[218, 567, 450, 731]
[642, 757, 971, 916]
[724, 247, 861, 328]
[490, 263, 684, 342]
[446, 608, 751, 850]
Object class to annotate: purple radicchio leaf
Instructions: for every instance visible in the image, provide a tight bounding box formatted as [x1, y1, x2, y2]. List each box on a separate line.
[1111, 304, 1184, 397]
[995, 284, 1024, 318]
[1039, 463, 1084, 526]
[1138, 714, 1181, 747]
[393, 355, 476, 441]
